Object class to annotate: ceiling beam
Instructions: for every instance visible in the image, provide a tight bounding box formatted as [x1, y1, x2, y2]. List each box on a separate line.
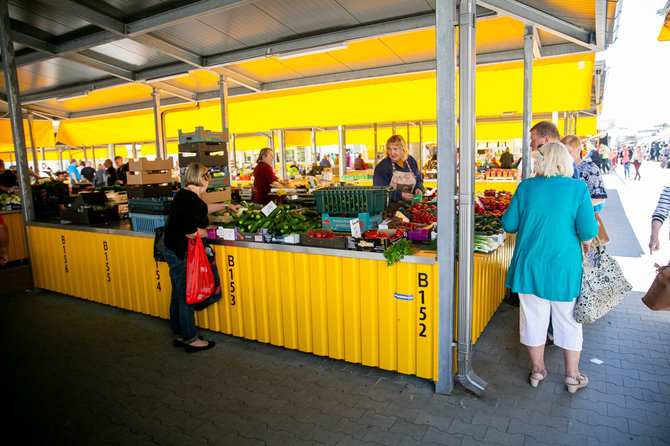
[62, 53, 136, 81]
[207, 67, 262, 92]
[39, 0, 126, 34]
[69, 96, 188, 120]
[11, 30, 57, 54]
[132, 34, 203, 66]
[126, 0, 254, 35]
[145, 81, 198, 102]
[477, 0, 596, 50]
[11, 0, 254, 67]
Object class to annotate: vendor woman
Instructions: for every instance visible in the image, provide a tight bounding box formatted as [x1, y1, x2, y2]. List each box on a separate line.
[373, 134, 424, 202]
[253, 148, 292, 205]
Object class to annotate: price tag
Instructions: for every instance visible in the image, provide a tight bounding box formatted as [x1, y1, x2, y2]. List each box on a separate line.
[350, 218, 361, 238]
[306, 176, 317, 188]
[261, 201, 277, 217]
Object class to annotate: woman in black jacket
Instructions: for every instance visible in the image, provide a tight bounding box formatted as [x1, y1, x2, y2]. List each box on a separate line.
[163, 163, 240, 352]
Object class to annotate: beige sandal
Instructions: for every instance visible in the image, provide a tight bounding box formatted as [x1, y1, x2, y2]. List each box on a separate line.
[529, 370, 547, 387]
[565, 374, 589, 393]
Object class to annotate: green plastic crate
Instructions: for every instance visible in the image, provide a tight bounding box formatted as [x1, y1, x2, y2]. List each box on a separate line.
[312, 186, 391, 215]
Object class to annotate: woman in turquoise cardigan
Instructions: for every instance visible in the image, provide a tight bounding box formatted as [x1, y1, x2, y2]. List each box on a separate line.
[502, 141, 598, 393]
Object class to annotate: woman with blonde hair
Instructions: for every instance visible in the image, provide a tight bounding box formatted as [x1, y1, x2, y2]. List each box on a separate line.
[373, 134, 424, 204]
[164, 163, 240, 352]
[502, 141, 598, 393]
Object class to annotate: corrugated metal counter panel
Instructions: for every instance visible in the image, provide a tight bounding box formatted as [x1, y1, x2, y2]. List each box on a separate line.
[195, 244, 440, 380]
[27, 224, 514, 382]
[472, 233, 516, 344]
[2, 211, 28, 261]
[27, 225, 171, 319]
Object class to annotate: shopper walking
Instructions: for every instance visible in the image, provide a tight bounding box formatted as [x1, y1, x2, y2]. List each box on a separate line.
[633, 146, 644, 180]
[502, 141, 598, 393]
[163, 163, 241, 353]
[562, 136, 607, 211]
[621, 147, 631, 179]
[649, 184, 670, 254]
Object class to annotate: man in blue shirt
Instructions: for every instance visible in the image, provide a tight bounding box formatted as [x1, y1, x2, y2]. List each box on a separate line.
[68, 159, 81, 183]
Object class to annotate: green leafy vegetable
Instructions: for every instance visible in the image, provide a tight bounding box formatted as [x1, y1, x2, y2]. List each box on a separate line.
[383, 239, 415, 266]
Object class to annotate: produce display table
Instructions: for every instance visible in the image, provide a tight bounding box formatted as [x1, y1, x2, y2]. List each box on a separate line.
[1, 210, 28, 262]
[26, 220, 514, 382]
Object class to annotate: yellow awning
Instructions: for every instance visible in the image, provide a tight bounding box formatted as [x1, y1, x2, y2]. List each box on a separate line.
[55, 54, 596, 148]
[0, 119, 55, 151]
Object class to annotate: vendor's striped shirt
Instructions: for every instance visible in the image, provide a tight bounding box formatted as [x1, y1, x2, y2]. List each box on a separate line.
[652, 185, 670, 223]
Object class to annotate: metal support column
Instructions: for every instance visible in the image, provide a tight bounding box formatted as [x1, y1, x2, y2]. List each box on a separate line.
[564, 111, 569, 137]
[152, 88, 165, 159]
[456, 0, 487, 395]
[230, 134, 236, 169]
[218, 76, 230, 171]
[573, 114, 578, 136]
[338, 125, 346, 178]
[92, 146, 96, 166]
[0, 2, 34, 223]
[26, 112, 39, 173]
[521, 25, 534, 180]
[58, 148, 63, 171]
[278, 129, 287, 180]
[132, 143, 138, 160]
[373, 123, 379, 167]
[419, 120, 424, 169]
[311, 128, 317, 166]
[435, 0, 457, 396]
[82, 146, 87, 163]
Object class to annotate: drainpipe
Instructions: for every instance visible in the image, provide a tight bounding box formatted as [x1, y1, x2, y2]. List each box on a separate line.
[456, 0, 487, 396]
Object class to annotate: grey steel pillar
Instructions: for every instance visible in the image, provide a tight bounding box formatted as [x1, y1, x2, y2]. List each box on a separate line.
[92, 146, 96, 166]
[218, 76, 231, 171]
[311, 128, 317, 166]
[278, 129, 287, 179]
[132, 142, 138, 160]
[419, 120, 424, 169]
[456, 0, 487, 395]
[0, 2, 34, 222]
[230, 134, 236, 169]
[373, 123, 379, 167]
[26, 112, 39, 173]
[58, 148, 63, 171]
[82, 146, 87, 162]
[338, 125, 346, 178]
[521, 25, 534, 180]
[573, 114, 577, 135]
[564, 112, 569, 136]
[152, 88, 165, 158]
[435, 0, 457, 396]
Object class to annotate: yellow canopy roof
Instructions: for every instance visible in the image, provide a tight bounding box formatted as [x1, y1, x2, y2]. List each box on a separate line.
[0, 119, 55, 152]
[659, 8, 670, 41]
[56, 53, 595, 147]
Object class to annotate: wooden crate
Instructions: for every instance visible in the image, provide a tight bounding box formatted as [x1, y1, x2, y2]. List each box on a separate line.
[128, 157, 173, 172]
[201, 188, 231, 204]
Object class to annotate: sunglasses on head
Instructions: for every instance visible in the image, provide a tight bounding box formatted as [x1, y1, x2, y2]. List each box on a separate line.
[202, 171, 212, 181]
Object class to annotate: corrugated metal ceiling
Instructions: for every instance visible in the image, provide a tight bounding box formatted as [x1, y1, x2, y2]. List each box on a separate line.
[0, 0, 621, 122]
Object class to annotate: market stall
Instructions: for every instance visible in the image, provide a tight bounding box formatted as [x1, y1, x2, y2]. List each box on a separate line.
[1, 0, 621, 395]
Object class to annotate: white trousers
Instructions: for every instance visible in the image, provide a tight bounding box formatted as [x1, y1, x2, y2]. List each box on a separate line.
[519, 293, 583, 351]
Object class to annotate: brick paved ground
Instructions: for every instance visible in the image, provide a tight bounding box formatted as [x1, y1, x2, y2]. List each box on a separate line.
[1, 167, 669, 445]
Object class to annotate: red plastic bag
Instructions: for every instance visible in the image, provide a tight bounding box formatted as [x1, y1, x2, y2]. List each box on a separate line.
[185, 236, 215, 305]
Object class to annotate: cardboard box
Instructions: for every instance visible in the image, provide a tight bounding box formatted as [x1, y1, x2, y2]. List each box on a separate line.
[236, 228, 267, 243]
[126, 171, 173, 185]
[128, 157, 173, 172]
[201, 188, 231, 204]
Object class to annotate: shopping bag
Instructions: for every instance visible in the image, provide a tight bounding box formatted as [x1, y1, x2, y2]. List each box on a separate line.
[192, 242, 222, 311]
[641, 263, 670, 311]
[574, 241, 632, 324]
[153, 226, 166, 262]
[185, 236, 215, 305]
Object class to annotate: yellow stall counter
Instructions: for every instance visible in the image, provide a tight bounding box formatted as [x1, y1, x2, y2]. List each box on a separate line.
[27, 221, 513, 383]
[1, 210, 28, 262]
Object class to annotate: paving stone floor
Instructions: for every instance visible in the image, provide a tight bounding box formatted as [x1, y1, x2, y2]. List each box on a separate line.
[1, 169, 669, 445]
